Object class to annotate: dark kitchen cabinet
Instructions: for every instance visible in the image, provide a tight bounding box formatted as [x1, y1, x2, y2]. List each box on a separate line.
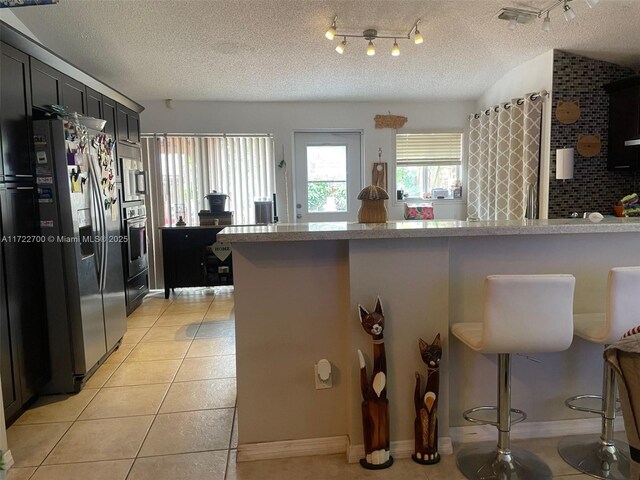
[1, 42, 33, 180]
[117, 104, 140, 145]
[86, 87, 103, 120]
[30, 57, 63, 111]
[161, 227, 233, 298]
[0, 186, 50, 423]
[30, 58, 87, 115]
[605, 76, 640, 171]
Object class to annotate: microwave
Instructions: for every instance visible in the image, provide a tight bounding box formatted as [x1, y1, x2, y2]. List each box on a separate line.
[121, 156, 147, 203]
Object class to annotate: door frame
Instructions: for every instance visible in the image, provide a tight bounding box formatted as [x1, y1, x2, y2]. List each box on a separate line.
[291, 129, 365, 223]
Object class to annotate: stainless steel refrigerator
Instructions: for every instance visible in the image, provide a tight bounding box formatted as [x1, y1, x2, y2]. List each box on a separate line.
[34, 118, 127, 393]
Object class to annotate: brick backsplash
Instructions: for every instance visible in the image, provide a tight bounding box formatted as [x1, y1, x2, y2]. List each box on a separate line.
[548, 50, 637, 219]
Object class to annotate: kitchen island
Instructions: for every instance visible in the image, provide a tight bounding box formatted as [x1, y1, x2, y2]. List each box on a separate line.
[217, 219, 640, 462]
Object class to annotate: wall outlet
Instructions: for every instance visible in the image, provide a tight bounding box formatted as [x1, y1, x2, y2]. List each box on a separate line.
[314, 362, 332, 389]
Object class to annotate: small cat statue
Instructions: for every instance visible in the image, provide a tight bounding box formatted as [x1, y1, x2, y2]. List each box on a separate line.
[556, 100, 581, 124]
[413, 333, 442, 465]
[357, 297, 393, 469]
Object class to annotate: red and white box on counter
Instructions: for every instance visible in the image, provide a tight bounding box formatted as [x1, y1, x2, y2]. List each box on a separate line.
[404, 203, 434, 220]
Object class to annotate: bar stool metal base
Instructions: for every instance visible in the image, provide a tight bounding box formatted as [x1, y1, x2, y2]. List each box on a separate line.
[558, 434, 630, 480]
[456, 443, 552, 480]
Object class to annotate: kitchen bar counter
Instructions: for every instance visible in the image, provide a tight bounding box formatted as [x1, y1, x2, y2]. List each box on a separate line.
[225, 220, 639, 463]
[217, 217, 640, 242]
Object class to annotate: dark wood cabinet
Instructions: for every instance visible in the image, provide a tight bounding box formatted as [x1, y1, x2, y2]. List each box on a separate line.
[29, 57, 63, 111]
[1, 42, 33, 180]
[61, 74, 87, 115]
[606, 76, 640, 171]
[30, 58, 87, 115]
[162, 228, 233, 298]
[86, 87, 103, 120]
[0, 186, 50, 423]
[117, 104, 140, 145]
[102, 96, 119, 178]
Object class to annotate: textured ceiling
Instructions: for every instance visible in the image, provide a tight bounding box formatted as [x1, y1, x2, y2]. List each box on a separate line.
[10, 0, 640, 102]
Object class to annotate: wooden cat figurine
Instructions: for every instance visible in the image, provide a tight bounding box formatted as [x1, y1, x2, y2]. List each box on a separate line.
[413, 333, 442, 465]
[357, 297, 393, 469]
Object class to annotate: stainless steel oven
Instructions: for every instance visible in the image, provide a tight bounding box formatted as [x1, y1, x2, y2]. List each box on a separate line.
[124, 204, 147, 279]
[121, 156, 147, 203]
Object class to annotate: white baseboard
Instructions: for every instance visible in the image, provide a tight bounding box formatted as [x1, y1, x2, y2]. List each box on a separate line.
[450, 417, 625, 444]
[237, 436, 348, 462]
[3, 449, 14, 470]
[347, 437, 453, 464]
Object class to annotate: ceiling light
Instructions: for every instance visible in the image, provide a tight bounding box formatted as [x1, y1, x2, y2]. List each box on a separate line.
[563, 2, 577, 21]
[391, 39, 400, 56]
[498, 0, 599, 31]
[367, 40, 376, 56]
[324, 16, 423, 56]
[325, 16, 337, 40]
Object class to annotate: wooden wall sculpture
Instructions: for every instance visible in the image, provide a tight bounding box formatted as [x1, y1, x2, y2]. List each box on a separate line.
[413, 333, 442, 465]
[357, 297, 393, 469]
[374, 114, 408, 129]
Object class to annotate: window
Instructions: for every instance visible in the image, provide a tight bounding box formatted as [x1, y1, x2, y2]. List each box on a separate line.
[395, 132, 463, 201]
[143, 134, 274, 225]
[306, 145, 347, 213]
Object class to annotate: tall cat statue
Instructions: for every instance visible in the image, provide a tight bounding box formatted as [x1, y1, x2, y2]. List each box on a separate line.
[357, 297, 393, 469]
[413, 333, 442, 465]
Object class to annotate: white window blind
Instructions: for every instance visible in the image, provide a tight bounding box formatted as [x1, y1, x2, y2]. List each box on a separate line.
[142, 134, 274, 226]
[396, 133, 463, 166]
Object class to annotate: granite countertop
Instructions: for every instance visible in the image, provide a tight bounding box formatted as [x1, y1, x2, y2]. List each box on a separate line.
[216, 218, 640, 243]
[159, 224, 260, 230]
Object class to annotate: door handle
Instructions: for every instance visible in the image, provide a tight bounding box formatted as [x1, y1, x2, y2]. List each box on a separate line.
[296, 203, 302, 209]
[296, 214, 302, 219]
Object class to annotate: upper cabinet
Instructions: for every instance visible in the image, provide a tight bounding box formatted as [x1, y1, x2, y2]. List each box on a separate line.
[117, 104, 140, 145]
[1, 42, 33, 179]
[606, 76, 640, 171]
[30, 58, 87, 115]
[86, 87, 103, 120]
[30, 57, 63, 110]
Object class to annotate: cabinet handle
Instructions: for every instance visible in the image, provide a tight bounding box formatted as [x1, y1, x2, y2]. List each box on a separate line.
[614, 165, 631, 169]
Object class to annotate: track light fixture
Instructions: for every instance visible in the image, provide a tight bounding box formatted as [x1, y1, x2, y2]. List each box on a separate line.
[324, 16, 424, 56]
[497, 0, 601, 31]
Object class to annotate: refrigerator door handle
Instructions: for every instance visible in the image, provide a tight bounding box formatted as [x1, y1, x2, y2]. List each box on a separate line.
[90, 170, 104, 291]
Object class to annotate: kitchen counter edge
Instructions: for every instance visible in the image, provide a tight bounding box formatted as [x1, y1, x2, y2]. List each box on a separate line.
[216, 218, 640, 243]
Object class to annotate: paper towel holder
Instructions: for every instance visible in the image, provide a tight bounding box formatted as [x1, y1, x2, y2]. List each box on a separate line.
[556, 148, 574, 180]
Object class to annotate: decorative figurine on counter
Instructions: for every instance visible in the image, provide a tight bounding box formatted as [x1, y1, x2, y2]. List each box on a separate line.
[413, 333, 442, 465]
[357, 297, 393, 469]
[357, 185, 389, 223]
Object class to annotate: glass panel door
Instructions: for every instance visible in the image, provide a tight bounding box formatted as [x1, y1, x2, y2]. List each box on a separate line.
[294, 132, 361, 222]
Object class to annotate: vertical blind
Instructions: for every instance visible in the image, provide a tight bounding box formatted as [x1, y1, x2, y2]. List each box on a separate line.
[142, 135, 274, 226]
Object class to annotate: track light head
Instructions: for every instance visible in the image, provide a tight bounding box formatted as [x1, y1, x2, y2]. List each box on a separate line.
[585, 0, 600, 7]
[542, 13, 552, 32]
[335, 37, 346, 54]
[367, 40, 376, 56]
[563, 2, 577, 21]
[414, 28, 423, 44]
[392, 39, 400, 56]
[325, 16, 337, 40]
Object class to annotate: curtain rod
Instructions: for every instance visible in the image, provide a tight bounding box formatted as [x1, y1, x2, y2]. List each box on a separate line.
[141, 133, 273, 138]
[470, 89, 549, 120]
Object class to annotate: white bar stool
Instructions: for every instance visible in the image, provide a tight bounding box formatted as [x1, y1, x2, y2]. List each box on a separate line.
[558, 266, 638, 480]
[451, 274, 576, 480]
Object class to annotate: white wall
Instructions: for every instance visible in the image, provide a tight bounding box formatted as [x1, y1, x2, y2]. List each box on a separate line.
[141, 100, 475, 222]
[476, 50, 555, 219]
[0, 10, 40, 41]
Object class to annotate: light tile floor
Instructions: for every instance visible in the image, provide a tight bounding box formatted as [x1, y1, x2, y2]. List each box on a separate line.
[4, 287, 602, 479]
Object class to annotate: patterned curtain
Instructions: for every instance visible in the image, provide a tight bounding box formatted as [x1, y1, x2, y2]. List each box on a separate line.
[467, 94, 544, 220]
